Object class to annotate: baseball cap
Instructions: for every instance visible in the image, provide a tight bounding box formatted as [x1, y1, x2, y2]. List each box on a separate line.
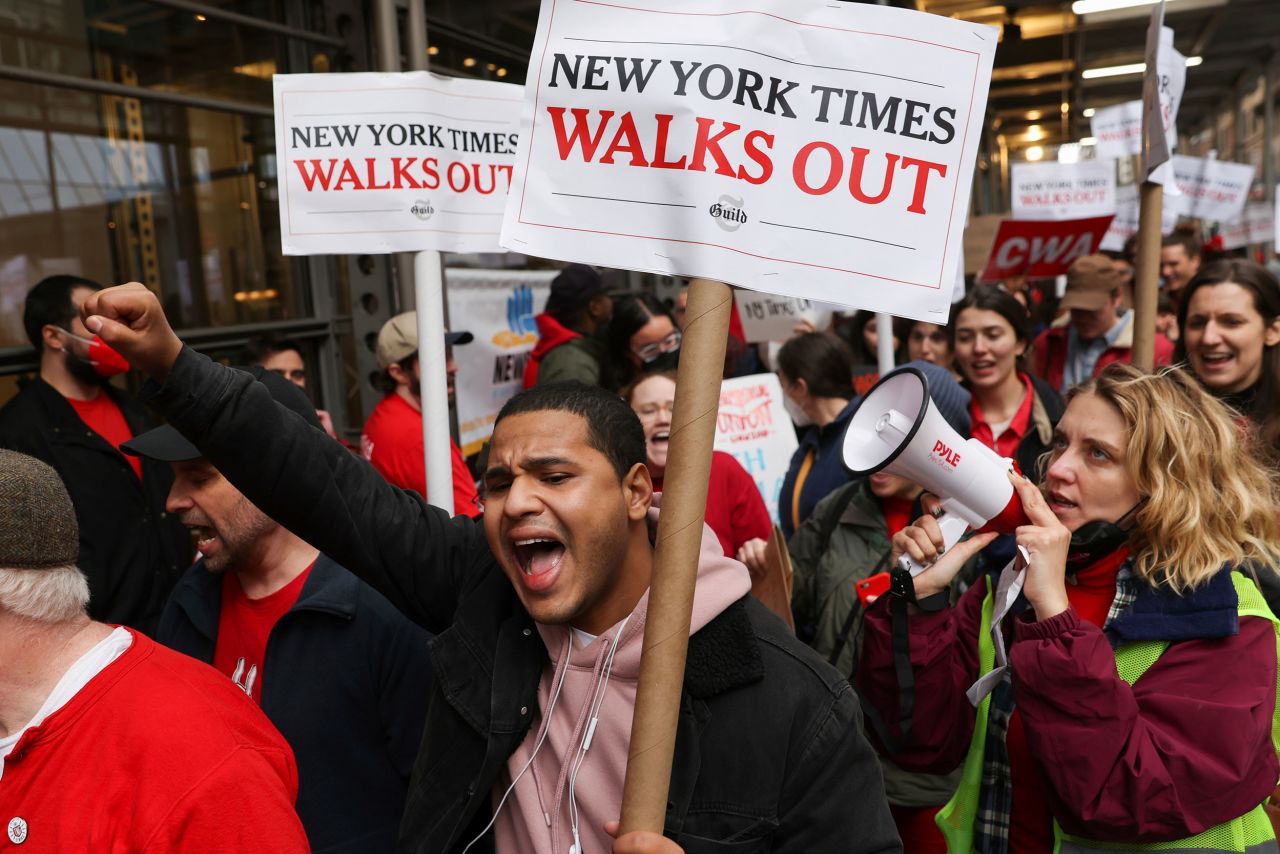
[1059, 255, 1123, 312]
[375, 311, 474, 369]
[121, 367, 323, 462]
[544, 265, 607, 319]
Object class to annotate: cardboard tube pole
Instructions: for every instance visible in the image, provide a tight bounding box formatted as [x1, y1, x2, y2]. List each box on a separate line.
[618, 277, 732, 835]
[1131, 180, 1163, 372]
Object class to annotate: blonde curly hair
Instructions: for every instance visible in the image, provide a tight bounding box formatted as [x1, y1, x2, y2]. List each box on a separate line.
[1067, 363, 1280, 591]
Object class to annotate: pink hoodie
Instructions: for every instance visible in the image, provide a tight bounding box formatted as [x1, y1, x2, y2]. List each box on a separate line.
[493, 504, 752, 854]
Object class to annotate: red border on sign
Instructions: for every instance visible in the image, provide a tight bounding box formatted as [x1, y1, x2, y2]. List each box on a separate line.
[515, 0, 985, 290]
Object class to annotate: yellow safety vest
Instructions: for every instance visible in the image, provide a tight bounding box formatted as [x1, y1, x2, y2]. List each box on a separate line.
[936, 572, 1280, 854]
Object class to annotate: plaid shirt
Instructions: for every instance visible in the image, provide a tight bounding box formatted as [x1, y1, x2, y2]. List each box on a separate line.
[971, 559, 1139, 853]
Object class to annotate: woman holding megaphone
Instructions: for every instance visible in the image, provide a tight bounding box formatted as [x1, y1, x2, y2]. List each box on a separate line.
[858, 363, 1280, 853]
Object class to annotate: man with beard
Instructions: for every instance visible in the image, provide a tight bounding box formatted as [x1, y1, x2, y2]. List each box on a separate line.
[0, 275, 187, 631]
[121, 367, 433, 854]
[361, 312, 482, 516]
[81, 282, 900, 854]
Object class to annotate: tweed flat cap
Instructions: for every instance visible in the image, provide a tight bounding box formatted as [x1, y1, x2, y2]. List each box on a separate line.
[0, 449, 79, 570]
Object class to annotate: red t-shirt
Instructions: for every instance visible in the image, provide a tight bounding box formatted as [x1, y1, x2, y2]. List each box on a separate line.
[212, 563, 314, 704]
[969, 372, 1035, 460]
[0, 630, 308, 853]
[880, 496, 916, 540]
[67, 393, 143, 480]
[1006, 548, 1127, 853]
[654, 450, 773, 557]
[360, 393, 482, 517]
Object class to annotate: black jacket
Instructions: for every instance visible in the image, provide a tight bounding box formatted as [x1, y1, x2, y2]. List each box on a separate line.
[0, 377, 189, 630]
[157, 554, 433, 854]
[147, 348, 901, 854]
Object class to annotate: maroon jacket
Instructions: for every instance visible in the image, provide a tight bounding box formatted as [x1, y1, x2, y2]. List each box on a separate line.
[1031, 317, 1175, 395]
[858, 572, 1279, 841]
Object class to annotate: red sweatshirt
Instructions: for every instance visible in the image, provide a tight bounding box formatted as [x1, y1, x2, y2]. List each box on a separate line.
[0, 630, 308, 853]
[651, 450, 773, 557]
[859, 564, 1278, 844]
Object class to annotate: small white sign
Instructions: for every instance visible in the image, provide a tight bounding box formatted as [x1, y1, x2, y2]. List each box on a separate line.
[1092, 101, 1143, 160]
[713, 374, 798, 525]
[1100, 182, 1180, 252]
[273, 72, 522, 255]
[1140, 10, 1185, 185]
[734, 291, 834, 343]
[1167, 155, 1256, 223]
[1219, 204, 1273, 249]
[1010, 160, 1116, 221]
[500, 0, 997, 322]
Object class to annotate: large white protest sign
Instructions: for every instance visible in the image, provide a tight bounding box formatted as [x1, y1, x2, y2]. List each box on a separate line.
[446, 268, 556, 456]
[1010, 160, 1116, 221]
[713, 374, 798, 525]
[1165, 155, 1255, 223]
[1091, 101, 1142, 160]
[501, 0, 996, 323]
[734, 291, 835, 343]
[1100, 182, 1180, 251]
[273, 73, 522, 255]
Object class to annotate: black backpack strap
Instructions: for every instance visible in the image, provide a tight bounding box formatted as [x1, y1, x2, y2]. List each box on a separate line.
[827, 544, 893, 674]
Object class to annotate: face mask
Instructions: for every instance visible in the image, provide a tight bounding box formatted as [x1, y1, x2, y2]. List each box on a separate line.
[1065, 502, 1143, 571]
[57, 328, 130, 378]
[782, 393, 813, 427]
[645, 349, 681, 372]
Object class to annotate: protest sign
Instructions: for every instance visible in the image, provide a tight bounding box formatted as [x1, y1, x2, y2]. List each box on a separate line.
[713, 373, 798, 525]
[979, 215, 1114, 281]
[1101, 182, 1179, 251]
[1010, 160, 1116, 221]
[1091, 100, 1142, 160]
[963, 214, 1003, 275]
[1166, 155, 1255, 223]
[445, 268, 555, 456]
[1140, 8, 1185, 185]
[734, 291, 835, 342]
[501, 0, 997, 323]
[1219, 203, 1275, 250]
[273, 72, 522, 254]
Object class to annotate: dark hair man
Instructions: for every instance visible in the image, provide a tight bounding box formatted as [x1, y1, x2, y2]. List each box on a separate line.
[0, 275, 187, 631]
[1161, 229, 1203, 300]
[81, 283, 901, 854]
[0, 449, 308, 852]
[523, 264, 614, 388]
[362, 312, 481, 517]
[121, 368, 433, 853]
[1031, 254, 1175, 394]
[244, 334, 345, 443]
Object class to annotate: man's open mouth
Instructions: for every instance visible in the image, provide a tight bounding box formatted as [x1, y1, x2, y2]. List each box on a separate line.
[512, 536, 566, 578]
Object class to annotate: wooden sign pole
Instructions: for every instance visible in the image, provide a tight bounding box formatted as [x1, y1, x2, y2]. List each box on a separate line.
[1131, 180, 1163, 372]
[618, 277, 732, 834]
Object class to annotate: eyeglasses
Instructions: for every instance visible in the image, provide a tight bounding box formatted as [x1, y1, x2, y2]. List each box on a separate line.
[269, 368, 307, 383]
[632, 330, 682, 364]
[634, 401, 674, 422]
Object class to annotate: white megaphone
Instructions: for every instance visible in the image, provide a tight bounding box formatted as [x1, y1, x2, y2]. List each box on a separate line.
[842, 367, 1029, 576]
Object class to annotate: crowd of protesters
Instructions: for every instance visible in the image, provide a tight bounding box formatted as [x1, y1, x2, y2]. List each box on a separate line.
[0, 237, 1279, 853]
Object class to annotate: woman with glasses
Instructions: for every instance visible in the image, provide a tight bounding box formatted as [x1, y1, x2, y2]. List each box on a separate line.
[621, 370, 772, 560]
[606, 293, 682, 391]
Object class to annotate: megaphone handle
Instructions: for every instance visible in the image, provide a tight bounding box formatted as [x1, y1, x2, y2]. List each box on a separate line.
[898, 512, 974, 577]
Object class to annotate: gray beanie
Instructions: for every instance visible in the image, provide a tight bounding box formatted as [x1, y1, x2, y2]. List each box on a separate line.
[0, 450, 79, 570]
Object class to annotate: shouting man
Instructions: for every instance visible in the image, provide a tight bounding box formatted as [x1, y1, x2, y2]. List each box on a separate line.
[81, 283, 900, 854]
[122, 368, 433, 854]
